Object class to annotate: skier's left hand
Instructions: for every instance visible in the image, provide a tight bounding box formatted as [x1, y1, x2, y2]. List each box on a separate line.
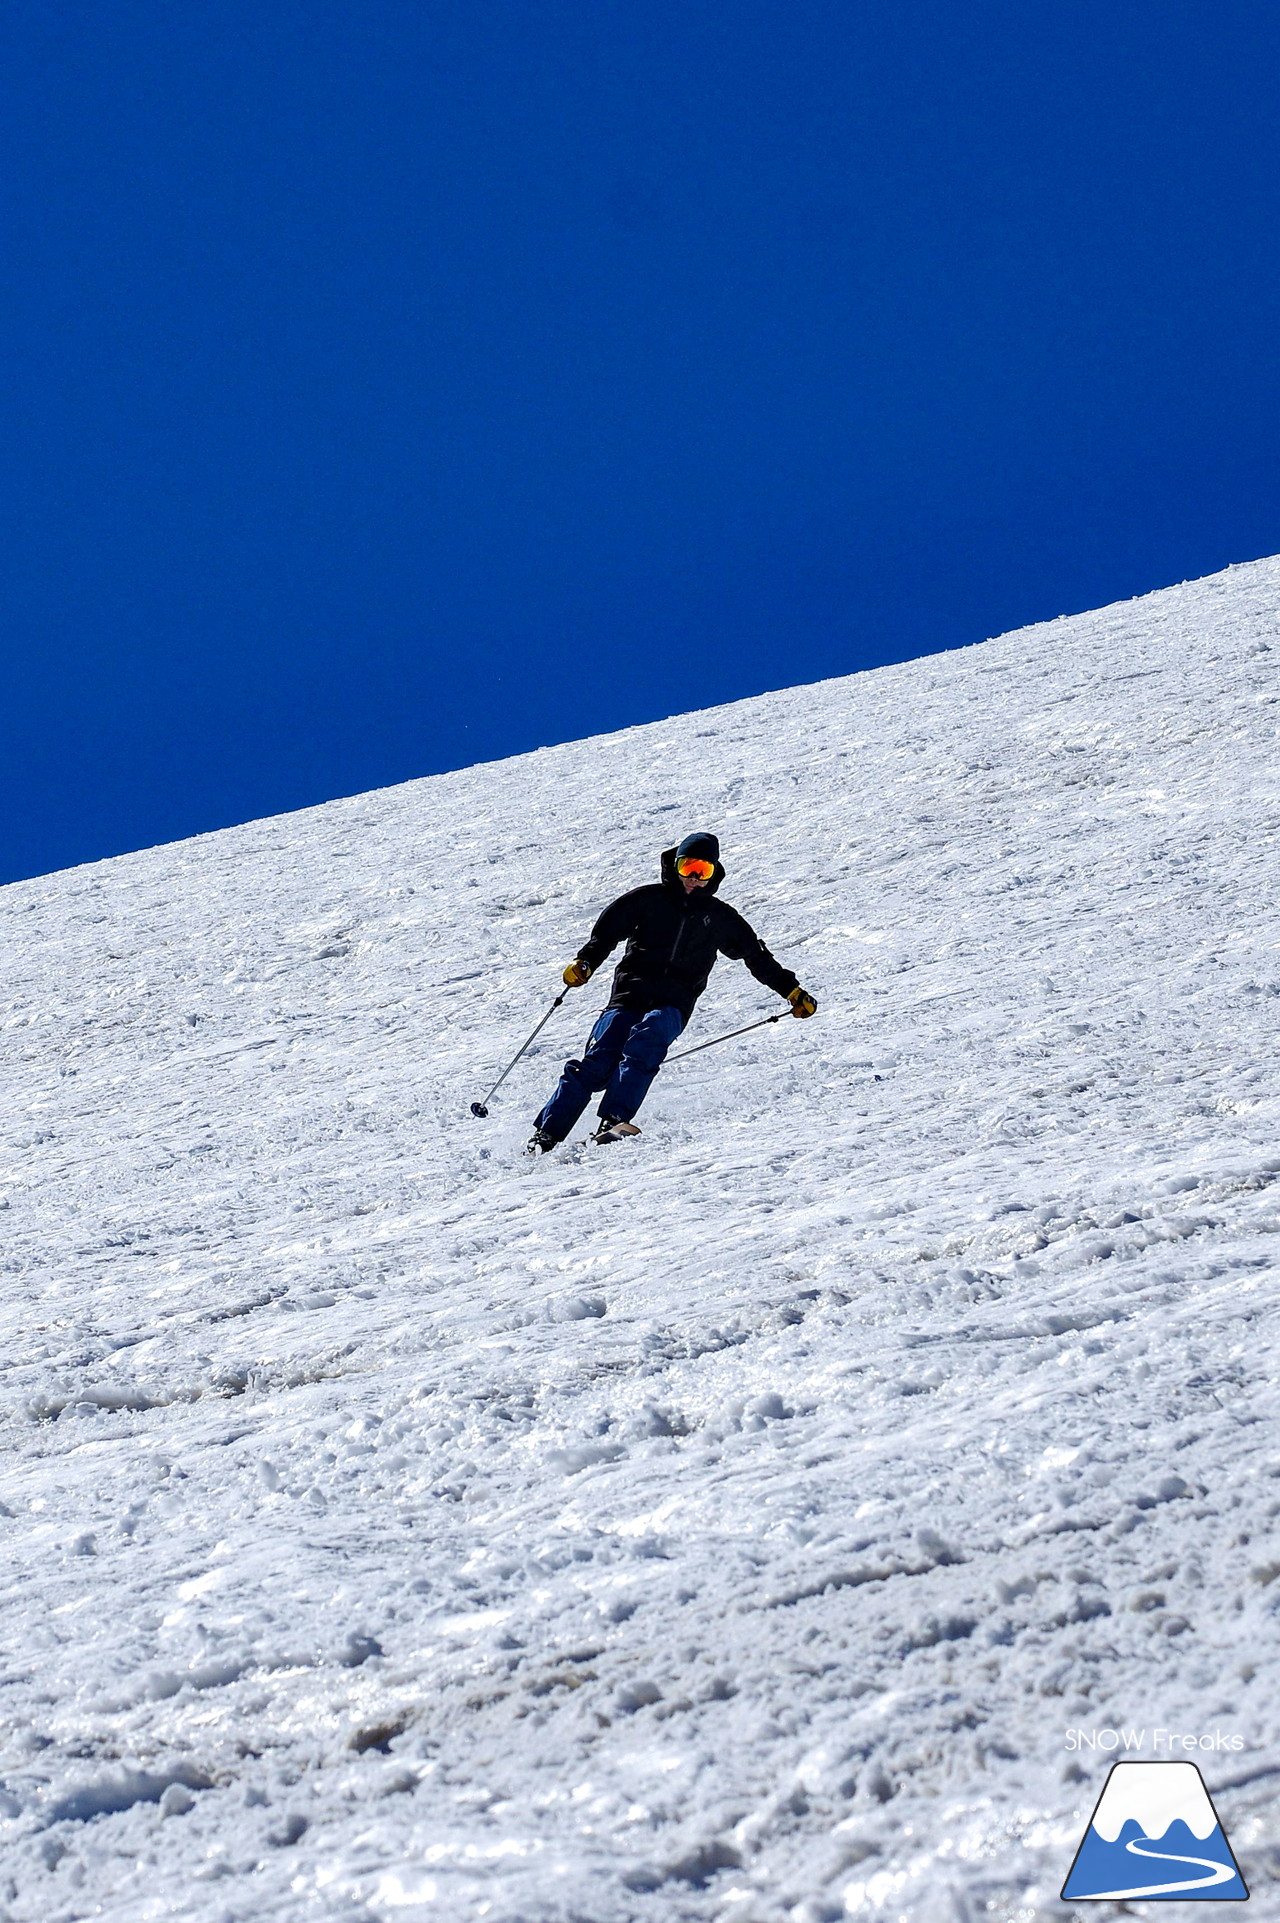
[788, 986, 817, 1018]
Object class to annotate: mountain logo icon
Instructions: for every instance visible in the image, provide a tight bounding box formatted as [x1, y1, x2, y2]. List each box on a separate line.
[1062, 1761, 1248, 1901]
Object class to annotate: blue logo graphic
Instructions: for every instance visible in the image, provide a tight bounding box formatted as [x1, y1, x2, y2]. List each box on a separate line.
[1062, 1762, 1248, 1901]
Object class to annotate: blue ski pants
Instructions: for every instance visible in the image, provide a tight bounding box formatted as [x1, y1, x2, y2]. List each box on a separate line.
[535, 1005, 685, 1141]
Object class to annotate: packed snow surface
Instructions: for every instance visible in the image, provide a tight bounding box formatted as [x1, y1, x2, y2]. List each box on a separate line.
[2, 557, 1280, 1923]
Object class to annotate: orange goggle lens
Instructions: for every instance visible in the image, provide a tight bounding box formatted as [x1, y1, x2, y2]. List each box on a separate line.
[677, 857, 715, 880]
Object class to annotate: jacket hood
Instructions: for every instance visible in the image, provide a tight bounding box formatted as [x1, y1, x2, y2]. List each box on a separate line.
[661, 846, 724, 895]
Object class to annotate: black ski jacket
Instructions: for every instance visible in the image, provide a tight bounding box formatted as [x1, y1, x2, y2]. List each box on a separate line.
[576, 848, 799, 1022]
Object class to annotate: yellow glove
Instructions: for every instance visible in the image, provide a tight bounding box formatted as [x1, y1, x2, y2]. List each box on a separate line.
[788, 986, 817, 1018]
[563, 958, 593, 987]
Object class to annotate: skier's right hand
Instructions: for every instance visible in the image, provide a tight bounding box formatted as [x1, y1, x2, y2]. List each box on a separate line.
[563, 958, 593, 987]
[788, 986, 817, 1018]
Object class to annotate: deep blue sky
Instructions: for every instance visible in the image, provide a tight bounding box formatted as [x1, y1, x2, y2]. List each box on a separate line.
[5, 2, 1280, 883]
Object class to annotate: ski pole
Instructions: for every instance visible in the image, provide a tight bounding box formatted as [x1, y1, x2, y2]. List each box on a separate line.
[666, 1010, 788, 1064]
[470, 990, 569, 1116]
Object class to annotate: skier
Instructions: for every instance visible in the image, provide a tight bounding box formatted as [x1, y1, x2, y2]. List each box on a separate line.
[528, 832, 817, 1151]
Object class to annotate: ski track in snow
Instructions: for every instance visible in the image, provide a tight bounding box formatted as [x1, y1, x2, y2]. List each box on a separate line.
[2, 558, 1280, 1921]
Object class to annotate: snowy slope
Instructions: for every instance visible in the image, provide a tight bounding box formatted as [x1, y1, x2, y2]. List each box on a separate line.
[2, 558, 1280, 1923]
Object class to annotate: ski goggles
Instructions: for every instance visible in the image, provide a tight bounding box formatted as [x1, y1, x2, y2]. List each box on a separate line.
[676, 856, 715, 880]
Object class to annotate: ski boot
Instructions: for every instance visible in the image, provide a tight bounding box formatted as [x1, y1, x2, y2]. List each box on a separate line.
[592, 1117, 641, 1145]
[525, 1127, 558, 1155]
